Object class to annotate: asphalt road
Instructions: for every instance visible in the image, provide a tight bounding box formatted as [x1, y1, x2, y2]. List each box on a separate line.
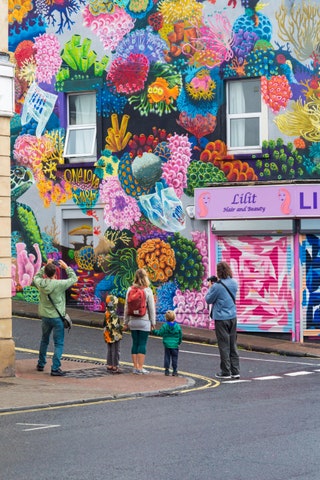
[2, 316, 320, 480]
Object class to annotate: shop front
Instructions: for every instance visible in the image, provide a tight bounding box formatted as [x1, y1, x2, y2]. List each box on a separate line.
[195, 183, 320, 343]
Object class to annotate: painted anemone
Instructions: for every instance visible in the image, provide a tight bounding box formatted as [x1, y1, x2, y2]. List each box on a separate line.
[107, 53, 150, 94]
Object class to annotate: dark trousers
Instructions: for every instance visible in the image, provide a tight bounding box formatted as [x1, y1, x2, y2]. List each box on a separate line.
[164, 347, 179, 372]
[215, 319, 240, 375]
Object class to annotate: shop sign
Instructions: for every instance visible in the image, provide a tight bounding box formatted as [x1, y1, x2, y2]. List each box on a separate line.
[194, 184, 320, 220]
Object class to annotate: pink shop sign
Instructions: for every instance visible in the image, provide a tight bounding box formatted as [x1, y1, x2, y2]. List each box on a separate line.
[194, 184, 320, 220]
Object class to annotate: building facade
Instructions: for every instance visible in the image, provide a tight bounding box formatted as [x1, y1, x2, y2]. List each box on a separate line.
[8, 0, 320, 342]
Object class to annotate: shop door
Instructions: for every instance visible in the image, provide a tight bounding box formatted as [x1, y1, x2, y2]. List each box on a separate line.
[300, 233, 320, 339]
[216, 235, 294, 334]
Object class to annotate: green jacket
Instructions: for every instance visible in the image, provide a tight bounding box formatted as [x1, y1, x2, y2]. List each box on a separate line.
[34, 266, 78, 318]
[153, 322, 182, 349]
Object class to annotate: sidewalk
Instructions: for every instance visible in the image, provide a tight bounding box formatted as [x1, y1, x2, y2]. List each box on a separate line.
[1, 299, 320, 414]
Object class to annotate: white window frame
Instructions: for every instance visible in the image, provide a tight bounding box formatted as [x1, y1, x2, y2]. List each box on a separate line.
[63, 92, 97, 163]
[226, 78, 268, 155]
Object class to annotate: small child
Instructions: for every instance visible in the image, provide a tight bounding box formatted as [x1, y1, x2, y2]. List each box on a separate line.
[152, 310, 182, 376]
[104, 294, 123, 373]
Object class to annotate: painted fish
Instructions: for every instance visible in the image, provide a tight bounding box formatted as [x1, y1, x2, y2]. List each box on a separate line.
[147, 77, 179, 105]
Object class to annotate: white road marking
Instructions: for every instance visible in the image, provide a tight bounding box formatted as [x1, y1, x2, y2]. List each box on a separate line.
[17, 423, 60, 431]
[284, 371, 315, 376]
[180, 349, 320, 367]
[253, 376, 282, 380]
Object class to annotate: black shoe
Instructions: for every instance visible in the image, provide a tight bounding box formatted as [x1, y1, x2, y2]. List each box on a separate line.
[172, 371, 178, 376]
[36, 364, 44, 371]
[165, 369, 170, 376]
[231, 373, 240, 379]
[51, 368, 66, 376]
[215, 372, 231, 379]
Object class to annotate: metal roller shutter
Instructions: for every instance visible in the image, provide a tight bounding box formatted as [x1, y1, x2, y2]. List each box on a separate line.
[216, 235, 294, 334]
[300, 233, 320, 339]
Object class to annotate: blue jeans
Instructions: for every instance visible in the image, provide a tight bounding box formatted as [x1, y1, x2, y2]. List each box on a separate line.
[38, 317, 65, 371]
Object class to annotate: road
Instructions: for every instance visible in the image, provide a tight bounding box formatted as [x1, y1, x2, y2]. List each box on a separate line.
[1, 316, 320, 480]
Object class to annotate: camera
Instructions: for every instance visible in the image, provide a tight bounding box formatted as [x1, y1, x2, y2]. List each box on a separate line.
[53, 260, 60, 266]
[207, 275, 218, 283]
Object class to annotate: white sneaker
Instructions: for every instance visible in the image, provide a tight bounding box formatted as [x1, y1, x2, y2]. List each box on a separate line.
[141, 368, 150, 374]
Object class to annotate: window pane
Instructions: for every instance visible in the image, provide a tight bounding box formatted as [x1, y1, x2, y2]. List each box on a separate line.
[69, 94, 96, 125]
[65, 128, 96, 155]
[230, 118, 259, 147]
[228, 80, 261, 114]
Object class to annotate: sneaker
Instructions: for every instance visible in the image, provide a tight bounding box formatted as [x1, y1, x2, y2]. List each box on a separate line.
[133, 368, 142, 374]
[36, 364, 44, 372]
[165, 369, 170, 376]
[231, 373, 240, 379]
[141, 368, 150, 374]
[215, 372, 231, 379]
[51, 368, 66, 376]
[172, 371, 178, 376]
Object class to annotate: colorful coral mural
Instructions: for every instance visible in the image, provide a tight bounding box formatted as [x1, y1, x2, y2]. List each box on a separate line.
[8, 0, 320, 334]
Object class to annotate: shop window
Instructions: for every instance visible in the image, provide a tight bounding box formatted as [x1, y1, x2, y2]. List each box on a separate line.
[226, 78, 268, 155]
[64, 92, 96, 163]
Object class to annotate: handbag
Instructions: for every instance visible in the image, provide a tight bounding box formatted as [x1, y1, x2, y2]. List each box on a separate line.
[48, 294, 72, 331]
[218, 280, 236, 304]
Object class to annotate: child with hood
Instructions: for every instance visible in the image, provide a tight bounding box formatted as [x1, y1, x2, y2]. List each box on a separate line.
[152, 310, 182, 376]
[104, 294, 123, 373]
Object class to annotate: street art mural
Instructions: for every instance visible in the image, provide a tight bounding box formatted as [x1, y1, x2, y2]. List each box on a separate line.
[8, 0, 320, 332]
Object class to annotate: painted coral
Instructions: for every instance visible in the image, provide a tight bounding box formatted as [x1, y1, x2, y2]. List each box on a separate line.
[162, 134, 192, 198]
[137, 238, 176, 282]
[177, 112, 217, 139]
[9, 0, 33, 23]
[261, 75, 292, 113]
[99, 177, 141, 229]
[107, 54, 149, 94]
[115, 26, 167, 63]
[82, 5, 135, 51]
[34, 34, 62, 84]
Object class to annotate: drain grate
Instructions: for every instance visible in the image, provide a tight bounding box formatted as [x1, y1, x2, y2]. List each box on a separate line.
[64, 366, 131, 378]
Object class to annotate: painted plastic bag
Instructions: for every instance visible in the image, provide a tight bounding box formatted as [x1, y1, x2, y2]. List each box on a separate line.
[138, 182, 185, 232]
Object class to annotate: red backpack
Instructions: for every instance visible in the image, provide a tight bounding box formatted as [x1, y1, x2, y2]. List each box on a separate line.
[127, 286, 147, 316]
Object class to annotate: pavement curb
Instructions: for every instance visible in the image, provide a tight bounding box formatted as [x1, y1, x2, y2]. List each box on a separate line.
[0, 375, 195, 414]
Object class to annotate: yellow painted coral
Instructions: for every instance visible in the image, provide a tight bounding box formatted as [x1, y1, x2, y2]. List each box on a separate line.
[158, 0, 203, 26]
[105, 114, 132, 152]
[274, 96, 320, 142]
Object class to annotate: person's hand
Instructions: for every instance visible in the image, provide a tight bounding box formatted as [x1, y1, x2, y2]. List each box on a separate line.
[122, 324, 128, 331]
[47, 258, 54, 264]
[58, 260, 68, 269]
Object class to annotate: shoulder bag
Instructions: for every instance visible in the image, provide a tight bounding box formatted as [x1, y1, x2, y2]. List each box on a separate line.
[48, 294, 72, 331]
[218, 280, 236, 304]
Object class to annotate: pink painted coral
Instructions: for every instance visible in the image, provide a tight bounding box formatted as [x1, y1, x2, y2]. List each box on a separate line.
[174, 287, 210, 328]
[34, 34, 62, 84]
[192, 230, 208, 280]
[13, 134, 55, 173]
[99, 176, 141, 229]
[82, 5, 135, 51]
[107, 54, 149, 94]
[261, 75, 292, 113]
[161, 134, 192, 198]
